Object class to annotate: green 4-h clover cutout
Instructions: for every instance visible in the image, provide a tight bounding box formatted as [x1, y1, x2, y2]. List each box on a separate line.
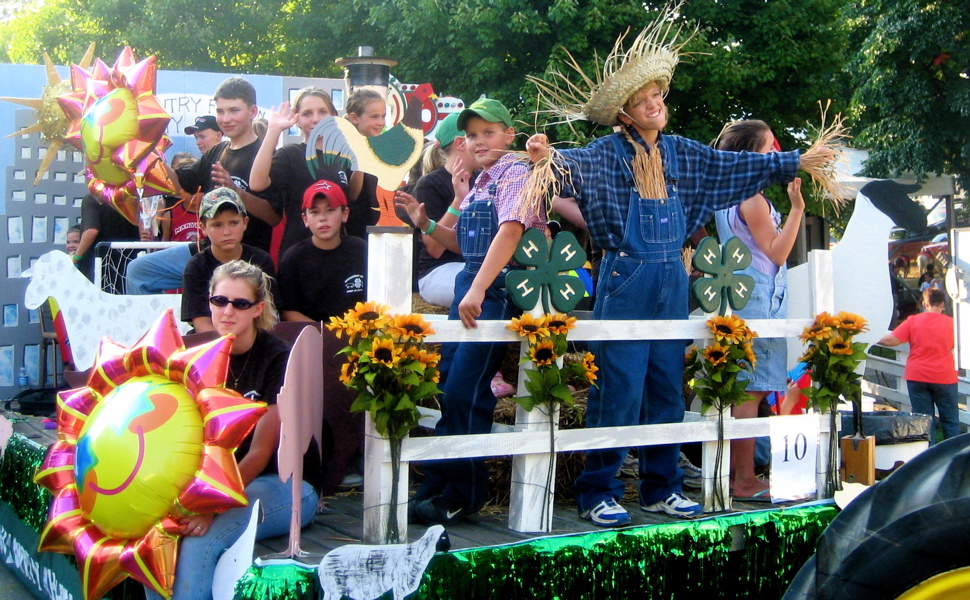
[691, 236, 756, 316]
[507, 228, 588, 313]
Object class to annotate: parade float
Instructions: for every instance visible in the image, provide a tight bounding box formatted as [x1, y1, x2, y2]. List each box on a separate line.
[0, 31, 967, 600]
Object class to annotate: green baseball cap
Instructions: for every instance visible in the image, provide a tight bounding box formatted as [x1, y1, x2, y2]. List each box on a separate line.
[200, 187, 246, 221]
[434, 112, 462, 149]
[457, 97, 513, 131]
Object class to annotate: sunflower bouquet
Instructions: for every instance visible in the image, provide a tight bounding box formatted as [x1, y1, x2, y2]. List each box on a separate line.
[327, 301, 440, 542]
[684, 314, 758, 510]
[327, 301, 440, 441]
[798, 311, 869, 413]
[507, 312, 597, 413]
[798, 311, 868, 496]
[507, 312, 596, 525]
[685, 315, 759, 413]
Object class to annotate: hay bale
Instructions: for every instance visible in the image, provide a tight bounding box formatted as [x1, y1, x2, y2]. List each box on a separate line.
[485, 394, 588, 507]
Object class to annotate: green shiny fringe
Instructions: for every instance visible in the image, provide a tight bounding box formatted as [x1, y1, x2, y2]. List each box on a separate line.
[0, 434, 51, 531]
[1, 433, 837, 599]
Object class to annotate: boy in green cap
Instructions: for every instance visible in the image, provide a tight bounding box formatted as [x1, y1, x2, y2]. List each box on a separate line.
[396, 98, 545, 525]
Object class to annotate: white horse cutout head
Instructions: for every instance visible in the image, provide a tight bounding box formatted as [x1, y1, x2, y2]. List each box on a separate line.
[23, 251, 187, 371]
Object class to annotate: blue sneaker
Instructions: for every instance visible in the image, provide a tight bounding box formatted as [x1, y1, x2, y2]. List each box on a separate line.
[641, 492, 703, 519]
[579, 498, 631, 527]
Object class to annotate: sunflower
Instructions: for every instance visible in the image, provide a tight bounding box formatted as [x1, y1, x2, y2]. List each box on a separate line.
[340, 353, 360, 385]
[827, 336, 854, 356]
[415, 348, 440, 368]
[742, 342, 757, 369]
[798, 348, 816, 364]
[528, 339, 558, 366]
[833, 311, 868, 334]
[707, 315, 746, 344]
[508, 313, 550, 344]
[347, 301, 392, 334]
[366, 337, 402, 367]
[685, 346, 698, 365]
[387, 313, 435, 342]
[703, 343, 730, 367]
[582, 351, 598, 383]
[546, 313, 577, 335]
[327, 314, 358, 339]
[799, 320, 834, 343]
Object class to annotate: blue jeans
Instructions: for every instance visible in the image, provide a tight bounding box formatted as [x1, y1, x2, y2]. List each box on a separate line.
[144, 475, 318, 600]
[126, 244, 192, 295]
[907, 380, 960, 443]
[414, 268, 515, 511]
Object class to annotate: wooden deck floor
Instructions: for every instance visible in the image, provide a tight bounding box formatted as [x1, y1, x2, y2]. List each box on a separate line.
[9, 410, 796, 556]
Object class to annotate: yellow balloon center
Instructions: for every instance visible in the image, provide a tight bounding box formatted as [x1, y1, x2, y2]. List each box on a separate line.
[75, 375, 203, 539]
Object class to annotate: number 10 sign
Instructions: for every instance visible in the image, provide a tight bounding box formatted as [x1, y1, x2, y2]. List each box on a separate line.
[769, 414, 819, 502]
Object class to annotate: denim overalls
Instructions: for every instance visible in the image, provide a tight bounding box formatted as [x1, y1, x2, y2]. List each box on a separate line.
[414, 180, 518, 512]
[575, 135, 692, 512]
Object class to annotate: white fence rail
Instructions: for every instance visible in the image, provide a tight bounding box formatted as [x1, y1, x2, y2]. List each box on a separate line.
[863, 349, 970, 425]
[362, 231, 840, 543]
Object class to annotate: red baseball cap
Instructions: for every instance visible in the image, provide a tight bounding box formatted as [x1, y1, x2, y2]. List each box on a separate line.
[302, 180, 348, 210]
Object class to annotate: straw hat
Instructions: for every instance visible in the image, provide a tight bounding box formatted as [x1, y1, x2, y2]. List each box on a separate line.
[529, 3, 695, 127]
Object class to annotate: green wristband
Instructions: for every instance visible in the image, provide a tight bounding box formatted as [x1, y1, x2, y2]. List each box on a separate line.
[446, 206, 462, 217]
[423, 220, 437, 235]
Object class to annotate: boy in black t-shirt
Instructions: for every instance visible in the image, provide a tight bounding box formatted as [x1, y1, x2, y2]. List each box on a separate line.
[278, 180, 366, 323]
[173, 77, 281, 251]
[128, 78, 281, 296]
[181, 188, 278, 332]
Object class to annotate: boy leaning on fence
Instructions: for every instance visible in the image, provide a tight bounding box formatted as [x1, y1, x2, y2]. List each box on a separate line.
[395, 98, 547, 525]
[525, 5, 840, 526]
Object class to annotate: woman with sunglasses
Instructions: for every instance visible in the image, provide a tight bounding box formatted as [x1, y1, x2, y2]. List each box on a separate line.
[147, 260, 319, 600]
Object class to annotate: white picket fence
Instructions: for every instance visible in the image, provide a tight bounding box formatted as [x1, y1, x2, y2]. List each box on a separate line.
[362, 231, 841, 543]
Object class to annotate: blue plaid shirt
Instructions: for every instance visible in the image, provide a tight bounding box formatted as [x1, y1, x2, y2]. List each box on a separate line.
[560, 131, 800, 251]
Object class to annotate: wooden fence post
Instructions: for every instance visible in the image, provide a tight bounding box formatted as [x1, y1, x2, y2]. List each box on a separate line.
[363, 226, 412, 543]
[509, 339, 559, 533]
[808, 250, 836, 497]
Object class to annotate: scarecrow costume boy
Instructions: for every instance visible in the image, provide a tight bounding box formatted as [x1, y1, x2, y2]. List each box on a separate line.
[525, 3, 842, 526]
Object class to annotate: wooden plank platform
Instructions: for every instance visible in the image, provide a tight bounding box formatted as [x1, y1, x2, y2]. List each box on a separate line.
[7, 410, 803, 555]
[260, 485, 803, 555]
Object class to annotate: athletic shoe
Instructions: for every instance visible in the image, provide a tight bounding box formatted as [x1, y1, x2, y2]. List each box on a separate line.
[641, 492, 704, 519]
[579, 498, 632, 527]
[679, 453, 703, 490]
[410, 496, 466, 525]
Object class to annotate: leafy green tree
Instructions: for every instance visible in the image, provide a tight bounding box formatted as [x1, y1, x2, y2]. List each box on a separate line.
[846, 0, 969, 186]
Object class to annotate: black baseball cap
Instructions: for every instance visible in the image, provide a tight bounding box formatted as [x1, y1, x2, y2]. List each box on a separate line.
[185, 115, 221, 135]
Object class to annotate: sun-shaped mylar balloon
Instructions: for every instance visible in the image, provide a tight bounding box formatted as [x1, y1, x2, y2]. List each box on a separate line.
[34, 310, 267, 600]
[56, 46, 174, 225]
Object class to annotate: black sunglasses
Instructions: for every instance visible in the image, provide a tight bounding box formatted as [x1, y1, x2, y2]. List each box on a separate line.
[209, 295, 258, 310]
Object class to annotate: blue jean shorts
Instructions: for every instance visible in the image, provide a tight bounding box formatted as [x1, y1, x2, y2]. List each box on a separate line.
[735, 266, 788, 392]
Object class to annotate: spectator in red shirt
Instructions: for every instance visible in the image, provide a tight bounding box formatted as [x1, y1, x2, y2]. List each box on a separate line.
[878, 288, 959, 442]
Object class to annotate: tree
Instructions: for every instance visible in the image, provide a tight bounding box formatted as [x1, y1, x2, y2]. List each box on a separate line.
[847, 0, 970, 187]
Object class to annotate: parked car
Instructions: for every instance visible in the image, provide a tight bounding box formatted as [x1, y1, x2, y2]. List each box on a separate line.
[921, 232, 950, 266]
[888, 222, 947, 276]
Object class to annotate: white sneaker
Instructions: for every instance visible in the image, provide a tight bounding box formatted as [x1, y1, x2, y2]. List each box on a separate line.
[579, 498, 632, 527]
[641, 492, 703, 519]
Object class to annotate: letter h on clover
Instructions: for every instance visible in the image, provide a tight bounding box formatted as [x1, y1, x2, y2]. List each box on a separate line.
[691, 236, 755, 316]
[507, 228, 588, 313]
